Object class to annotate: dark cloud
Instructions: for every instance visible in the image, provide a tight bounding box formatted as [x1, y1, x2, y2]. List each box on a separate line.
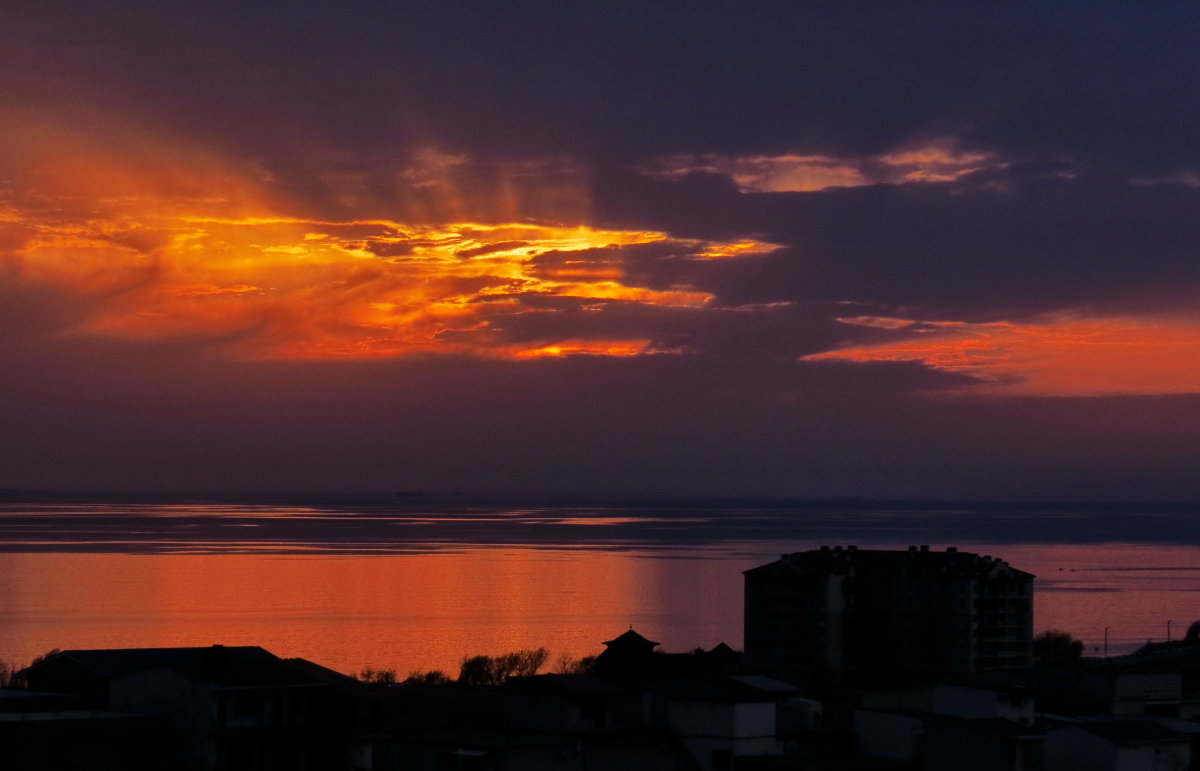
[2, 2, 1199, 500]
[5, 2, 1197, 175]
[595, 167, 1200, 320]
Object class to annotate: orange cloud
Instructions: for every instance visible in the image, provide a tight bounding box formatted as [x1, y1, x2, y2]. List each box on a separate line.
[805, 315, 1200, 396]
[0, 132, 779, 361]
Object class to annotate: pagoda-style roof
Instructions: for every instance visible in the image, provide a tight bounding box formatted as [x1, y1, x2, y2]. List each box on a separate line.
[601, 629, 660, 650]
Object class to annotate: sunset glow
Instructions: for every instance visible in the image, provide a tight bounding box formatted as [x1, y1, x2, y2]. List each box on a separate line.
[805, 315, 1200, 396]
[3, 0, 1200, 502]
[0, 145, 778, 360]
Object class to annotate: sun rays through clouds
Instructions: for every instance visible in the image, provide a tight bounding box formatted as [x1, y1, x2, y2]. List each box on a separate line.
[0, 127, 781, 361]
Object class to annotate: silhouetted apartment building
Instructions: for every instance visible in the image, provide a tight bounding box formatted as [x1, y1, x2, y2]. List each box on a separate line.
[744, 545, 1033, 686]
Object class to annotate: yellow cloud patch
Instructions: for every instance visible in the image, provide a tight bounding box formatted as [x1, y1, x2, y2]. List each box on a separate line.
[0, 148, 778, 360]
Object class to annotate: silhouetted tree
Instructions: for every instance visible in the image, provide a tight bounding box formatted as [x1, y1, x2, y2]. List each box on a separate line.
[1033, 630, 1084, 665]
[554, 653, 597, 674]
[0, 659, 18, 689]
[402, 669, 453, 686]
[458, 655, 499, 686]
[458, 648, 550, 685]
[28, 648, 60, 668]
[1, 648, 59, 689]
[357, 666, 398, 686]
[496, 648, 549, 679]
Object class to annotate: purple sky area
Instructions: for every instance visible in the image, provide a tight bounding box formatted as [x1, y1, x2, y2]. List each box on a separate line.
[2, 2, 1199, 500]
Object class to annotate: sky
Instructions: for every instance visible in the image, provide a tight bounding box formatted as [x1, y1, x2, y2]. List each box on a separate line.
[2, 2, 1199, 501]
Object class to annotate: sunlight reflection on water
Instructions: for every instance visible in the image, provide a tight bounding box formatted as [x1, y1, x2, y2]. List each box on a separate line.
[0, 502, 1197, 675]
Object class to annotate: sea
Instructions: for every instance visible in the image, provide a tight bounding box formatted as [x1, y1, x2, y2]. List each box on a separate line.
[2, 497, 1198, 678]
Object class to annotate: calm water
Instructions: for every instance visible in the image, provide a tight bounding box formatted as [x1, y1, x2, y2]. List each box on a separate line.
[1, 499, 1198, 676]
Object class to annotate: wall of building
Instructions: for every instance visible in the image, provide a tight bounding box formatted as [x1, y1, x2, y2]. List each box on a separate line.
[109, 666, 216, 771]
[853, 709, 923, 763]
[744, 547, 1034, 685]
[667, 701, 780, 771]
[931, 683, 1034, 724]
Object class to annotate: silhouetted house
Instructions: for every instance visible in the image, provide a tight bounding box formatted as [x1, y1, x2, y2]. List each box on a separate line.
[853, 708, 933, 764]
[592, 630, 745, 690]
[693, 642, 743, 676]
[1134, 620, 1200, 659]
[360, 675, 694, 771]
[744, 546, 1034, 686]
[593, 628, 661, 687]
[980, 662, 1184, 718]
[861, 679, 1037, 722]
[0, 687, 169, 771]
[653, 675, 798, 771]
[924, 718, 1044, 771]
[1044, 719, 1190, 771]
[930, 681, 1037, 725]
[500, 672, 637, 733]
[1125, 621, 1200, 710]
[856, 707, 1044, 770]
[19, 645, 353, 770]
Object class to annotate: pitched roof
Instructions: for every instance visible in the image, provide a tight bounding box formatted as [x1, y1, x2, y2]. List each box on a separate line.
[23, 646, 324, 689]
[659, 675, 800, 703]
[602, 629, 660, 649]
[1068, 720, 1186, 745]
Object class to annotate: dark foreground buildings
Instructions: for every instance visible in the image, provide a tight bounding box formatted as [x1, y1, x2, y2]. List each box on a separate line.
[744, 545, 1034, 686]
[12, 645, 359, 770]
[12, 558, 1200, 771]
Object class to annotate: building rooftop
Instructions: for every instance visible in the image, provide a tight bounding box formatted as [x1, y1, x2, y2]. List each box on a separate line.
[602, 629, 660, 649]
[744, 545, 1034, 581]
[21, 645, 327, 689]
[1068, 719, 1187, 746]
[659, 675, 800, 703]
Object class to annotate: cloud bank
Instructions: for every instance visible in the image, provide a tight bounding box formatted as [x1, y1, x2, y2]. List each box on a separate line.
[1, 2, 1199, 499]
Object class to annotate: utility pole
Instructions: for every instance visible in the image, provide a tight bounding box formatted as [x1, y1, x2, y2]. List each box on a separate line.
[1104, 627, 1109, 658]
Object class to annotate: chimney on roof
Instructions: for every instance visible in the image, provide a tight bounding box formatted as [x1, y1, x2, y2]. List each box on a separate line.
[205, 644, 230, 666]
